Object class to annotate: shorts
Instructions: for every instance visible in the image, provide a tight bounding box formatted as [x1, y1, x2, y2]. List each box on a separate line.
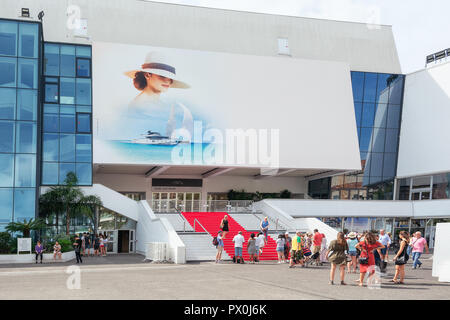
[276, 247, 284, 252]
[312, 245, 321, 254]
[291, 250, 303, 262]
[235, 247, 243, 257]
[94, 245, 99, 250]
[217, 245, 223, 252]
[348, 251, 358, 256]
[380, 247, 387, 255]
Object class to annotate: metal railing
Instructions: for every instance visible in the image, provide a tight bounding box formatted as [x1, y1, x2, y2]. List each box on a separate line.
[149, 200, 254, 213]
[193, 218, 208, 233]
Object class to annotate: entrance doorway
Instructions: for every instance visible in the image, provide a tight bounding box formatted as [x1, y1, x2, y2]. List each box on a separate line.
[411, 191, 431, 200]
[152, 192, 201, 212]
[101, 230, 136, 254]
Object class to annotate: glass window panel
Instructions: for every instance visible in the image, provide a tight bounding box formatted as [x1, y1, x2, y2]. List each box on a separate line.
[369, 176, 383, 186]
[359, 127, 373, 152]
[0, 154, 14, 187]
[44, 43, 59, 76]
[385, 128, 399, 153]
[340, 190, 349, 200]
[18, 58, 38, 89]
[354, 102, 362, 127]
[14, 154, 36, 187]
[351, 72, 364, 102]
[413, 176, 431, 189]
[44, 103, 59, 114]
[60, 77, 75, 104]
[76, 46, 91, 58]
[376, 74, 391, 104]
[42, 162, 59, 185]
[44, 83, 59, 103]
[361, 103, 375, 127]
[60, 113, 76, 133]
[60, 45, 75, 77]
[0, 56, 17, 87]
[76, 58, 90, 77]
[77, 113, 91, 133]
[43, 133, 59, 161]
[76, 163, 92, 185]
[76, 105, 91, 113]
[76, 78, 91, 105]
[60, 134, 75, 162]
[43, 113, 59, 133]
[388, 76, 404, 105]
[17, 89, 37, 121]
[59, 163, 75, 183]
[0, 88, 16, 120]
[368, 153, 384, 177]
[0, 188, 13, 223]
[432, 173, 450, 200]
[387, 104, 401, 129]
[0, 20, 17, 56]
[363, 73, 378, 102]
[383, 153, 397, 179]
[16, 122, 37, 153]
[13, 188, 35, 222]
[373, 103, 387, 128]
[18, 23, 38, 58]
[76, 134, 92, 162]
[371, 128, 386, 153]
[0, 120, 15, 153]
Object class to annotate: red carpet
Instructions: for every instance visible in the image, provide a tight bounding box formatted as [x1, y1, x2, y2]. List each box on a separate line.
[182, 212, 279, 261]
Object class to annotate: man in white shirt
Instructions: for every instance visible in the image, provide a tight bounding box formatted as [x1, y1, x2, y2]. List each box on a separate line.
[378, 229, 391, 261]
[255, 232, 265, 256]
[232, 231, 245, 263]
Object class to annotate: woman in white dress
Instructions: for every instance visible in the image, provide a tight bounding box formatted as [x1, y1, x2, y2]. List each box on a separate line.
[320, 233, 328, 264]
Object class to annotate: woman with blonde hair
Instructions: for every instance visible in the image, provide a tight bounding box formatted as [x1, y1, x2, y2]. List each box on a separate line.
[220, 215, 229, 240]
[391, 231, 410, 284]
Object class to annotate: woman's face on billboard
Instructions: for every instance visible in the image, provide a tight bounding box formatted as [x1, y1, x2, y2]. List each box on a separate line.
[146, 73, 173, 93]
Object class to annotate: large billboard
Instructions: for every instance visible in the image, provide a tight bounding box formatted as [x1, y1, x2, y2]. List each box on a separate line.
[93, 42, 360, 170]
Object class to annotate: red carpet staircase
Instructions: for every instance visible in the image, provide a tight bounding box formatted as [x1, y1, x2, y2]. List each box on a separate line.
[181, 212, 279, 261]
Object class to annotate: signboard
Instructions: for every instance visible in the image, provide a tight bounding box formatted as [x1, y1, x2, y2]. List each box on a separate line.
[93, 41, 360, 171]
[17, 238, 32, 254]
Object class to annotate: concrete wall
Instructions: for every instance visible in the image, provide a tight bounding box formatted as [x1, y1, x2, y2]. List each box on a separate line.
[397, 62, 450, 178]
[3, 0, 401, 74]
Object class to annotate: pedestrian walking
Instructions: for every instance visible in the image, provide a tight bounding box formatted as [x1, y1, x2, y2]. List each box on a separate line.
[320, 233, 328, 264]
[260, 217, 269, 244]
[73, 235, 83, 264]
[346, 232, 359, 273]
[35, 240, 44, 264]
[327, 232, 349, 285]
[289, 231, 304, 268]
[256, 232, 265, 256]
[99, 235, 106, 256]
[410, 231, 429, 269]
[94, 234, 100, 256]
[247, 233, 257, 263]
[391, 231, 410, 284]
[378, 229, 391, 262]
[284, 232, 291, 263]
[355, 232, 384, 287]
[232, 231, 245, 264]
[220, 215, 229, 240]
[215, 231, 224, 263]
[276, 234, 285, 264]
[84, 233, 91, 257]
[312, 229, 324, 266]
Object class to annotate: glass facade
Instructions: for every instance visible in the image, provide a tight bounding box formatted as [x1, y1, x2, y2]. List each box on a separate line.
[309, 71, 405, 200]
[0, 19, 40, 227]
[42, 43, 92, 185]
[397, 173, 450, 200]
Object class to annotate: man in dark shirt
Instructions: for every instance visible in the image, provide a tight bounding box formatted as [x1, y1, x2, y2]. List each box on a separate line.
[73, 235, 83, 263]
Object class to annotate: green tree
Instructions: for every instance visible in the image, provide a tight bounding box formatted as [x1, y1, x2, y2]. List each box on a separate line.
[39, 172, 103, 235]
[5, 218, 46, 238]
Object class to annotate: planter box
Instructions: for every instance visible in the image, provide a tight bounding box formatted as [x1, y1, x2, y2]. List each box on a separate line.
[0, 251, 75, 264]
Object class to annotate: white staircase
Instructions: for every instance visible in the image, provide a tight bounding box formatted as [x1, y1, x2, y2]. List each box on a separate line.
[156, 213, 194, 232]
[178, 234, 230, 261]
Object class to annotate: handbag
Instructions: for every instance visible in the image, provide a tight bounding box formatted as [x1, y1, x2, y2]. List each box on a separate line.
[358, 241, 369, 265]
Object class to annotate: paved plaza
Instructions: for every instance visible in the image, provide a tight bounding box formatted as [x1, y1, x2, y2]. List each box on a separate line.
[0, 254, 448, 300]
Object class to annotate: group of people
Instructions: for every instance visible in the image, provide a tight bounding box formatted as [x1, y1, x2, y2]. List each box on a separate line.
[33, 232, 110, 264]
[326, 229, 430, 286]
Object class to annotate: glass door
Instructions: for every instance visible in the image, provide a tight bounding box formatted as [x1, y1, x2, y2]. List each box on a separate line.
[129, 230, 135, 253]
[104, 230, 117, 254]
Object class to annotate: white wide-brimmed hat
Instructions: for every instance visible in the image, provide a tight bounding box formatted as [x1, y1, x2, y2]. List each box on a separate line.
[124, 51, 190, 89]
[348, 232, 357, 239]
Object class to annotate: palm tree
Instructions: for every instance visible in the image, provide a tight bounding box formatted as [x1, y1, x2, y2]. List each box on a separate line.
[5, 218, 46, 238]
[39, 172, 103, 235]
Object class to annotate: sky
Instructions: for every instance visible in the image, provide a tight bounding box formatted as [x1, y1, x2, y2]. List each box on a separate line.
[148, 0, 450, 74]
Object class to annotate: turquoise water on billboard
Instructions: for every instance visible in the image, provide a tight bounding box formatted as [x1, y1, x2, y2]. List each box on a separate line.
[106, 140, 213, 164]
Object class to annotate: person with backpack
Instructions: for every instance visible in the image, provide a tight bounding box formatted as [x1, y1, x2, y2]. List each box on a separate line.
[247, 233, 257, 263]
[391, 231, 410, 284]
[215, 231, 224, 264]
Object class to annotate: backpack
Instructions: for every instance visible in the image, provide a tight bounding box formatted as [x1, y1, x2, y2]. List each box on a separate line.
[212, 237, 218, 246]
